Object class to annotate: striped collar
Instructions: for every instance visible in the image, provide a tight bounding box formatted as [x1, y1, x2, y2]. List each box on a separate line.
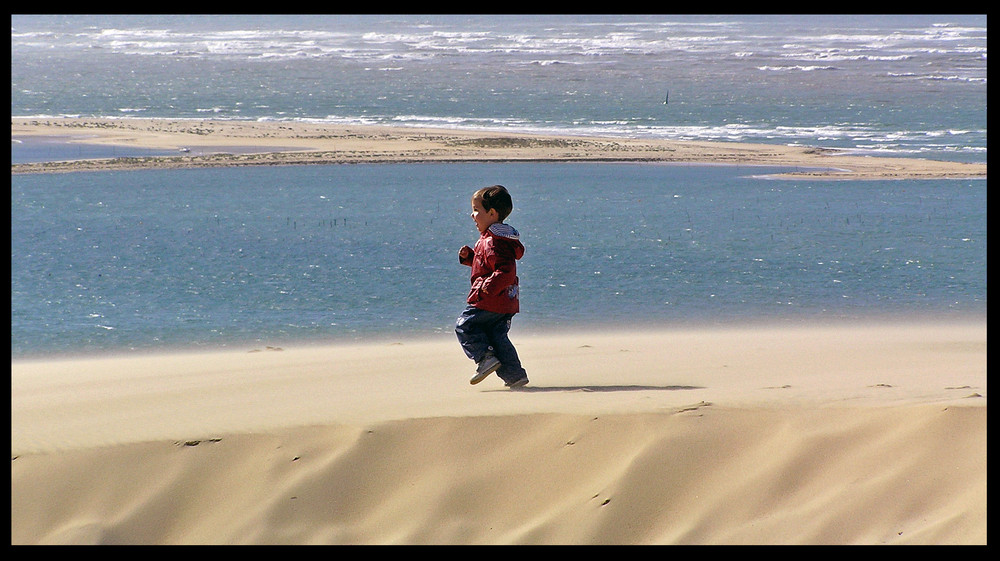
[488, 223, 519, 239]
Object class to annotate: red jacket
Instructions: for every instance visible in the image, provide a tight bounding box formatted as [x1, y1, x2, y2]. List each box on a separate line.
[461, 223, 524, 314]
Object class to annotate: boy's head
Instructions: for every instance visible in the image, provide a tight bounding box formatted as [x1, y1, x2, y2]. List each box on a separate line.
[472, 185, 513, 222]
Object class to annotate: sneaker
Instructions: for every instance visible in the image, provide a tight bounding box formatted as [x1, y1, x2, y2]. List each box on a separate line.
[505, 376, 529, 389]
[470, 355, 501, 385]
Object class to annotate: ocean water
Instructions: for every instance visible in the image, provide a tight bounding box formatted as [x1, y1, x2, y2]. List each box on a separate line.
[11, 162, 987, 357]
[10, 15, 988, 357]
[12, 14, 986, 162]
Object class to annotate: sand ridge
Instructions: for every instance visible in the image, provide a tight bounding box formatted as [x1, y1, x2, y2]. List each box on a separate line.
[11, 320, 987, 544]
[11, 117, 987, 180]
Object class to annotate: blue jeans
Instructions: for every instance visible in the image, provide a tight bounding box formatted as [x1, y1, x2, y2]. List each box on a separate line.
[455, 306, 527, 383]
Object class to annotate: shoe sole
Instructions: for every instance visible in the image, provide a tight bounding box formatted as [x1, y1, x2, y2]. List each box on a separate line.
[469, 360, 501, 385]
[506, 378, 529, 389]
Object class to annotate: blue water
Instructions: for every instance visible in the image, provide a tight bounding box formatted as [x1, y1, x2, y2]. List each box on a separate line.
[11, 136, 180, 164]
[10, 15, 988, 358]
[12, 14, 986, 162]
[11, 163, 987, 357]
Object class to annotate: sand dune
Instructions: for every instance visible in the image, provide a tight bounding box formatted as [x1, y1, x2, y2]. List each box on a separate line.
[11, 320, 987, 544]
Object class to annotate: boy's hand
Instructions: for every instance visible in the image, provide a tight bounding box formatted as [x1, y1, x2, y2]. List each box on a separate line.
[458, 245, 474, 265]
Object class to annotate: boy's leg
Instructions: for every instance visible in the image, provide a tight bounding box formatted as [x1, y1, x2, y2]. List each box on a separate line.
[455, 306, 496, 362]
[485, 314, 528, 384]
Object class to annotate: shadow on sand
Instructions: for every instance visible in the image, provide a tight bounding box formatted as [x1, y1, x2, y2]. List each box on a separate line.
[490, 384, 703, 393]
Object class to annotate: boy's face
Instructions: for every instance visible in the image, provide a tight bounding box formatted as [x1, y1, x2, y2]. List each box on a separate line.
[471, 197, 499, 234]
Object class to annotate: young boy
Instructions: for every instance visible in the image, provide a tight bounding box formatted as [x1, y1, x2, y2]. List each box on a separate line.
[456, 185, 529, 388]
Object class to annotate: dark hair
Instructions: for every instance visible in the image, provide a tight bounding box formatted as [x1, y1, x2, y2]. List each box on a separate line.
[473, 185, 513, 221]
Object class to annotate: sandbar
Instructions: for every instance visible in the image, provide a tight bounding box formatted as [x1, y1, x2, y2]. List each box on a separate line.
[11, 117, 987, 180]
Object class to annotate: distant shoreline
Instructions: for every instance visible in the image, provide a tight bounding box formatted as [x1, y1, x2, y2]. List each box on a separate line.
[11, 117, 987, 180]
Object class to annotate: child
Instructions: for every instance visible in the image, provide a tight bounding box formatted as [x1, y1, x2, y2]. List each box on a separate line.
[456, 185, 529, 388]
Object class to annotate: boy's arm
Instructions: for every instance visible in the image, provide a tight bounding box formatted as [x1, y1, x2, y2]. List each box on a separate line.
[458, 245, 474, 266]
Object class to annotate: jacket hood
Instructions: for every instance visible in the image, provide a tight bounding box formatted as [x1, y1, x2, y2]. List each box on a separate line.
[487, 223, 524, 259]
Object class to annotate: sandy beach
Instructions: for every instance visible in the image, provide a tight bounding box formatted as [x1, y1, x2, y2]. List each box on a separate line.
[12, 15, 987, 546]
[11, 117, 987, 544]
[11, 117, 987, 180]
[11, 319, 986, 545]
